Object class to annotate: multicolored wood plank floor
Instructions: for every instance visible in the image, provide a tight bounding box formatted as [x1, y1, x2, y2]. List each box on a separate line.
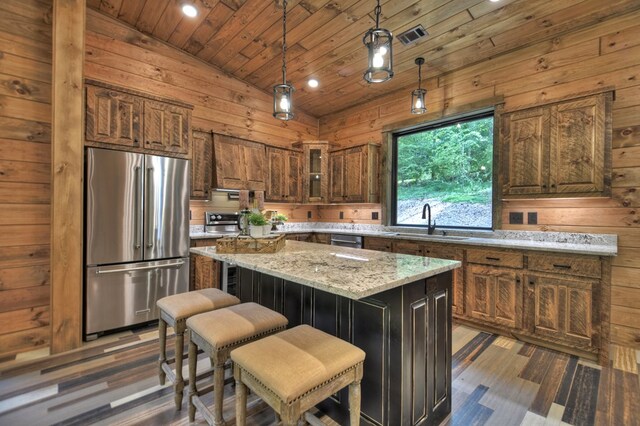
[0, 323, 638, 425]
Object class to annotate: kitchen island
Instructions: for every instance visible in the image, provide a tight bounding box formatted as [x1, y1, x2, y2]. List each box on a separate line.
[191, 240, 461, 426]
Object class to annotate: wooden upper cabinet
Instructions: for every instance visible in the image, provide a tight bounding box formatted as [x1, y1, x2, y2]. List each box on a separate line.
[500, 92, 611, 198]
[265, 147, 302, 202]
[191, 130, 213, 200]
[85, 84, 142, 147]
[212, 134, 266, 191]
[143, 100, 191, 155]
[329, 143, 380, 203]
[297, 141, 329, 203]
[85, 80, 193, 158]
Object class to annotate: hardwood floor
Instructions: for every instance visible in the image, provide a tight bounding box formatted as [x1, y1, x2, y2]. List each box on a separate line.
[0, 323, 638, 426]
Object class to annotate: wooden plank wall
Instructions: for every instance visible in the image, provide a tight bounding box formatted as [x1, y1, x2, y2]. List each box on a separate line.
[0, 0, 52, 356]
[84, 9, 319, 148]
[318, 10, 640, 348]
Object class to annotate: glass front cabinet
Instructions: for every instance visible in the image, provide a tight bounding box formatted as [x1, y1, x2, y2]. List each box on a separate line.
[297, 141, 329, 203]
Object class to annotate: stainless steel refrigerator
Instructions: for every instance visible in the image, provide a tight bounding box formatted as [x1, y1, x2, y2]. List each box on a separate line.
[84, 147, 190, 339]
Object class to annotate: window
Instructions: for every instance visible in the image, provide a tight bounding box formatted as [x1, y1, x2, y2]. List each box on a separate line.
[392, 112, 494, 229]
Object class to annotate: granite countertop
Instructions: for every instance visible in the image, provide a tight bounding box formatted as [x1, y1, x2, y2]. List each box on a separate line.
[190, 240, 461, 300]
[190, 224, 617, 256]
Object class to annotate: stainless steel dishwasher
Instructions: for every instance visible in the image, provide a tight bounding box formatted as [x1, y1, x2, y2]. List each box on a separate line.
[330, 234, 363, 248]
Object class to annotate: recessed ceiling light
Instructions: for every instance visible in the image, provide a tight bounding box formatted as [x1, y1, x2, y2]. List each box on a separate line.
[308, 79, 319, 88]
[489, 0, 500, 2]
[182, 4, 198, 18]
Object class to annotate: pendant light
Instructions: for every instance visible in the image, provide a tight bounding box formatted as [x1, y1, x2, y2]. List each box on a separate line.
[363, 0, 393, 83]
[273, 0, 294, 120]
[411, 58, 427, 114]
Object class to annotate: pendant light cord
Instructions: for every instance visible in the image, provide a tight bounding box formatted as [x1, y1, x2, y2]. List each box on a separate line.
[374, 0, 381, 28]
[418, 62, 422, 90]
[281, 0, 288, 84]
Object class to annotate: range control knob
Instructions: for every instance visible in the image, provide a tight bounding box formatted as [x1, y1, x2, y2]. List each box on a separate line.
[216, 215, 222, 220]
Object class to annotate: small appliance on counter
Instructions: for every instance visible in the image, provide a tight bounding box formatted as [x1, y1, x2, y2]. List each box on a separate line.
[84, 148, 190, 340]
[205, 211, 240, 295]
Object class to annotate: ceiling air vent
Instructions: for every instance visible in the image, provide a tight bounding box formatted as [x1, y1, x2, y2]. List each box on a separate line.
[397, 25, 428, 46]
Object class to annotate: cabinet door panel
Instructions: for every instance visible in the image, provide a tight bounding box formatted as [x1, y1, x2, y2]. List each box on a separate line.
[86, 85, 141, 147]
[495, 273, 521, 328]
[213, 135, 245, 189]
[550, 95, 605, 194]
[329, 152, 345, 202]
[190, 131, 212, 199]
[287, 151, 302, 202]
[143, 100, 190, 155]
[528, 275, 593, 347]
[265, 147, 286, 201]
[467, 269, 493, 321]
[502, 107, 549, 195]
[344, 147, 365, 202]
[243, 142, 266, 191]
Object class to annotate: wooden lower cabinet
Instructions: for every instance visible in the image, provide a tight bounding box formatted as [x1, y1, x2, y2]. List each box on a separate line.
[524, 274, 595, 349]
[313, 233, 331, 244]
[364, 237, 393, 252]
[424, 244, 465, 316]
[465, 264, 523, 329]
[285, 233, 312, 242]
[190, 239, 220, 290]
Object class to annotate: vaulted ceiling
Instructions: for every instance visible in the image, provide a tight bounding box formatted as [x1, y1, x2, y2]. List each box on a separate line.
[87, 0, 640, 118]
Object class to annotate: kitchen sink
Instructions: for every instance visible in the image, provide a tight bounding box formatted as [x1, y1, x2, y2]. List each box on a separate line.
[393, 233, 469, 241]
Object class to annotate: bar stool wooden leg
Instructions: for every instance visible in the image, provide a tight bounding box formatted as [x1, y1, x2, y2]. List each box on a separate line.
[174, 326, 185, 410]
[213, 355, 226, 425]
[234, 364, 247, 426]
[188, 340, 198, 422]
[349, 379, 362, 426]
[158, 318, 167, 386]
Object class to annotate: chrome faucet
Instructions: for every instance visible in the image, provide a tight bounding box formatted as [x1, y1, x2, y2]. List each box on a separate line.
[421, 203, 436, 234]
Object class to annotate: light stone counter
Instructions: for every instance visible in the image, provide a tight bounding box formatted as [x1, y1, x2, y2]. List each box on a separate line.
[190, 240, 461, 300]
[190, 224, 617, 256]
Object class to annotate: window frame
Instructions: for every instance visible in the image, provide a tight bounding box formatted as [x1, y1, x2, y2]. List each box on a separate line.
[391, 109, 496, 231]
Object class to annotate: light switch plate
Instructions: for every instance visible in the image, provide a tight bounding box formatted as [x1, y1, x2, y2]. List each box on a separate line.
[509, 212, 523, 224]
[528, 212, 538, 225]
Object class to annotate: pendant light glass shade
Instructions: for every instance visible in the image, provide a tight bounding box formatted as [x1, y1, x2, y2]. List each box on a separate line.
[411, 58, 427, 114]
[273, 83, 294, 120]
[363, 1, 393, 83]
[273, 0, 294, 120]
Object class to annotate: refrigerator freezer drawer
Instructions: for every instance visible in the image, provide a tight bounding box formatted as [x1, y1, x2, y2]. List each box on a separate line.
[84, 258, 189, 336]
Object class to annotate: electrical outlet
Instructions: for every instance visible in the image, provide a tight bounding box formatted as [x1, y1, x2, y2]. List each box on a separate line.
[339, 211, 344, 219]
[372, 212, 379, 220]
[509, 212, 524, 224]
[307, 211, 312, 219]
[528, 212, 538, 225]
[189, 209, 192, 220]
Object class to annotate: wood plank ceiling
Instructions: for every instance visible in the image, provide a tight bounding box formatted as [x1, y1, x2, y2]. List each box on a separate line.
[87, 0, 640, 118]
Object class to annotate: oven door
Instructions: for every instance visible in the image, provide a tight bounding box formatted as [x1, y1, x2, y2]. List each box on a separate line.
[330, 234, 363, 249]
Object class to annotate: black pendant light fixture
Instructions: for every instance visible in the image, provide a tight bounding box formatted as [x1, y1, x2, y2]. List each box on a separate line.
[273, 0, 294, 120]
[411, 57, 427, 114]
[363, 0, 393, 83]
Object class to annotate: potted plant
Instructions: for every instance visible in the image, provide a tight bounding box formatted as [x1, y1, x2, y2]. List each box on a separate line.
[271, 213, 288, 231]
[248, 212, 269, 237]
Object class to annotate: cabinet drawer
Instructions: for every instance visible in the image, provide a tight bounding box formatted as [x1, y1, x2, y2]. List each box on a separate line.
[423, 244, 464, 260]
[364, 237, 393, 252]
[193, 238, 218, 247]
[467, 249, 523, 269]
[393, 241, 422, 256]
[528, 254, 601, 279]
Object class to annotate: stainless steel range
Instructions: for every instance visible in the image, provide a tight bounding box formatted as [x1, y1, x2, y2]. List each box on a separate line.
[205, 212, 239, 295]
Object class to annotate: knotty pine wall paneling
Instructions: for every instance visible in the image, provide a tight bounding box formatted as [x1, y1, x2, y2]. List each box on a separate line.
[84, 10, 319, 148]
[0, 0, 52, 357]
[318, 10, 640, 347]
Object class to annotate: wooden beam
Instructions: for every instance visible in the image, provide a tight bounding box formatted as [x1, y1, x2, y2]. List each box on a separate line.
[50, 0, 85, 354]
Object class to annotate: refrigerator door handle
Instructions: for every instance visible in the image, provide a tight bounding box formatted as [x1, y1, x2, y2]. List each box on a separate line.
[146, 166, 154, 248]
[95, 260, 185, 275]
[134, 166, 142, 249]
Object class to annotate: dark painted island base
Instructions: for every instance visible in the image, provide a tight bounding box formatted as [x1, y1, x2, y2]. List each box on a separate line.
[236, 268, 453, 426]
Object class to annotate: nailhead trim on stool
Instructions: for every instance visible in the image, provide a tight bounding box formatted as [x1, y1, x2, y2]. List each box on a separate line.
[231, 325, 366, 426]
[156, 288, 239, 410]
[187, 302, 289, 426]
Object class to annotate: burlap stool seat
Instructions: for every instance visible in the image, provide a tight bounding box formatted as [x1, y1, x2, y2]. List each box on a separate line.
[187, 302, 288, 425]
[231, 324, 365, 426]
[156, 288, 239, 409]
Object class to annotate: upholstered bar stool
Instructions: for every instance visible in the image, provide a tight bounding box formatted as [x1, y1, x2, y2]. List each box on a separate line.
[231, 324, 366, 426]
[187, 302, 289, 425]
[156, 288, 240, 409]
